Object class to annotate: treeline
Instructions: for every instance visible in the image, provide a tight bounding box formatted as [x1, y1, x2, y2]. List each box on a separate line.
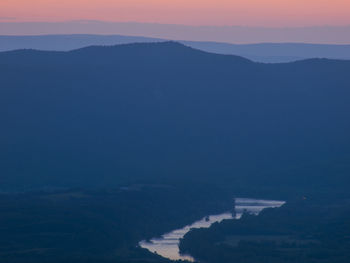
[0, 183, 232, 263]
[179, 196, 350, 263]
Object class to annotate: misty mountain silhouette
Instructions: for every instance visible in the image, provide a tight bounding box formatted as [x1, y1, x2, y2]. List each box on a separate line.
[1, 42, 350, 191]
[2, 34, 350, 62]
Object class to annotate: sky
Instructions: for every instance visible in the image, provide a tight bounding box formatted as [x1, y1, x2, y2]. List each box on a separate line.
[1, 0, 350, 27]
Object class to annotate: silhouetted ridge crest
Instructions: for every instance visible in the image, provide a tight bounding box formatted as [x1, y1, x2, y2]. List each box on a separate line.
[0, 41, 254, 67]
[2, 35, 350, 63]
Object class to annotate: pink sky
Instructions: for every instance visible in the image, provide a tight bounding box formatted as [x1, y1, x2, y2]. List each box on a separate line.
[1, 0, 350, 27]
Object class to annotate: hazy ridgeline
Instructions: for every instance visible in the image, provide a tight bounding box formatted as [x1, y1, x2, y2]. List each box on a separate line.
[1, 34, 350, 62]
[1, 21, 350, 44]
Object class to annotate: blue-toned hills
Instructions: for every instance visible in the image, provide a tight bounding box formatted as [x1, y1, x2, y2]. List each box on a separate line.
[1, 42, 350, 193]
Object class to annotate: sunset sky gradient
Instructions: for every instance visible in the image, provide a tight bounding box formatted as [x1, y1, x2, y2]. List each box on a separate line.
[1, 0, 350, 27]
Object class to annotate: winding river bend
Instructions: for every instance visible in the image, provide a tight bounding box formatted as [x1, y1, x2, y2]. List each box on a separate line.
[139, 198, 285, 261]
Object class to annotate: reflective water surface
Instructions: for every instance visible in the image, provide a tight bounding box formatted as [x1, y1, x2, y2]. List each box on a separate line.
[139, 198, 285, 261]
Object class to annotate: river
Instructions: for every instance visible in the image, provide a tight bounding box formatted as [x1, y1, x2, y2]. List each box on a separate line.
[139, 198, 285, 261]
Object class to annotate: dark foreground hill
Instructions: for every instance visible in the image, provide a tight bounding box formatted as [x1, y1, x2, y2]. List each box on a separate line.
[0, 184, 232, 263]
[1, 42, 350, 194]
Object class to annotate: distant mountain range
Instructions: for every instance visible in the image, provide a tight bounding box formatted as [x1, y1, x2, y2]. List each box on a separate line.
[1, 34, 350, 62]
[1, 42, 350, 191]
[1, 21, 350, 44]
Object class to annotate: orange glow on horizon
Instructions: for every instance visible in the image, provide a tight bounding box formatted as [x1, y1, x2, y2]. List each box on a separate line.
[1, 0, 350, 26]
